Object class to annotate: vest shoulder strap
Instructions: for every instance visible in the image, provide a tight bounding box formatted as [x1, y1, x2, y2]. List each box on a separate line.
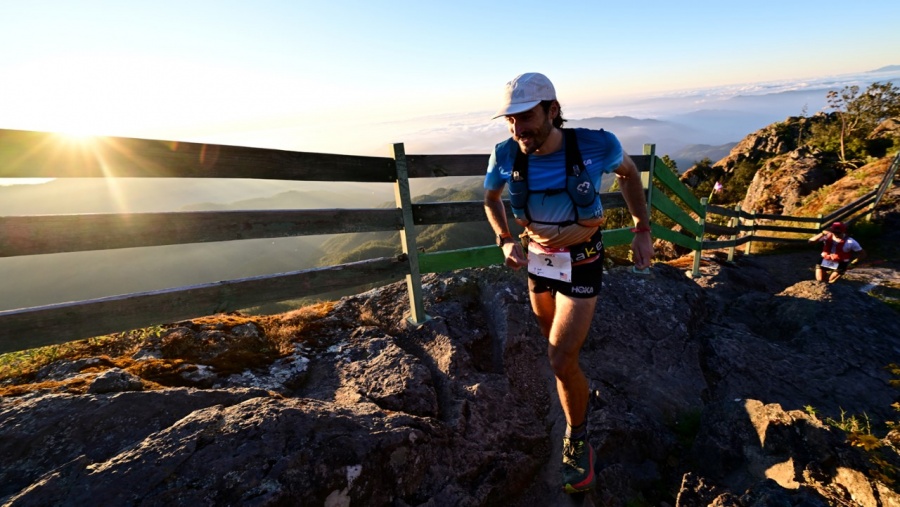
[512, 128, 583, 183]
[563, 129, 586, 178]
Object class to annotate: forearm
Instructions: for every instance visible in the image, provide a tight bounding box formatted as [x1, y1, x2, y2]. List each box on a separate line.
[616, 155, 650, 227]
[484, 189, 527, 269]
[484, 192, 512, 237]
[614, 154, 653, 269]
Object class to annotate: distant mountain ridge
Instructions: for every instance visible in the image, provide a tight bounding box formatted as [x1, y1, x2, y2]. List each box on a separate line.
[559, 66, 900, 166]
[669, 143, 736, 172]
[181, 189, 394, 212]
[315, 184, 492, 269]
[567, 117, 735, 171]
[569, 116, 700, 157]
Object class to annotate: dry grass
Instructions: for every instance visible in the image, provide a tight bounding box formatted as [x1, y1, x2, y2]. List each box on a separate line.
[259, 301, 336, 351]
[0, 331, 154, 384]
[0, 301, 338, 396]
[796, 157, 890, 217]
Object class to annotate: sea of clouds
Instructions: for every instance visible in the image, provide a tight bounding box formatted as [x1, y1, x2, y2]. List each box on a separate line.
[397, 66, 900, 157]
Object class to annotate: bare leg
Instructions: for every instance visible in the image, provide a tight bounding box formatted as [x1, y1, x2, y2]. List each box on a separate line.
[531, 291, 597, 427]
[531, 290, 555, 339]
[815, 265, 824, 282]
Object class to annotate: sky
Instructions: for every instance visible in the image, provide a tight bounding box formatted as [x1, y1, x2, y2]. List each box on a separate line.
[1, 0, 899, 157]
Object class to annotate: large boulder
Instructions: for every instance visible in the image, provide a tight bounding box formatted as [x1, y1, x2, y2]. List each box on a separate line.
[741, 148, 840, 215]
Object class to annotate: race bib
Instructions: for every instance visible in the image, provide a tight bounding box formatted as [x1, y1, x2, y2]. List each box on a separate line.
[527, 243, 572, 282]
[821, 259, 839, 270]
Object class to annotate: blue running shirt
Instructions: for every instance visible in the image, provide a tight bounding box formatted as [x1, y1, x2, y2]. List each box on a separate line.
[484, 128, 623, 226]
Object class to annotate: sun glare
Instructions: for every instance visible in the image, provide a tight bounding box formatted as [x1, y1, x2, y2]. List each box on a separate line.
[55, 129, 99, 147]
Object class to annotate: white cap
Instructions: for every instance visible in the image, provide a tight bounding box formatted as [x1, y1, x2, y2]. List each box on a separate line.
[492, 72, 556, 119]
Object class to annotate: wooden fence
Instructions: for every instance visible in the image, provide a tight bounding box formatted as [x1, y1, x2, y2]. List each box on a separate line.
[646, 147, 900, 277]
[1, 129, 896, 354]
[0, 130, 650, 353]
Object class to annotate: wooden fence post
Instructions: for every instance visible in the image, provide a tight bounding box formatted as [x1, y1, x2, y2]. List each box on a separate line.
[689, 197, 707, 278]
[727, 203, 740, 262]
[744, 211, 756, 256]
[392, 143, 430, 326]
[642, 143, 656, 222]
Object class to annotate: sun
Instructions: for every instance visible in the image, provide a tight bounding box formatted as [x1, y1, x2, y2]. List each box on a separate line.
[54, 128, 99, 147]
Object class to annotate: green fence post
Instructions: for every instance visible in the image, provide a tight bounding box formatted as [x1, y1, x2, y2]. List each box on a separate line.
[689, 197, 707, 278]
[727, 203, 740, 262]
[392, 143, 430, 326]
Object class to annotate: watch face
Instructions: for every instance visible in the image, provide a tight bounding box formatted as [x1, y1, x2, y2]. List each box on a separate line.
[497, 234, 507, 247]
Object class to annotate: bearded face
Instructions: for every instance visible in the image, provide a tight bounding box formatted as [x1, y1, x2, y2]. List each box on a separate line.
[506, 104, 555, 155]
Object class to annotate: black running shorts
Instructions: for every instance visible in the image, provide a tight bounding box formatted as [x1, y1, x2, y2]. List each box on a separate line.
[528, 249, 604, 299]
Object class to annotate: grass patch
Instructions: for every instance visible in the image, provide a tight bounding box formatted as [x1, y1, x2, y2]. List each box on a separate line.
[0, 301, 338, 394]
[0, 327, 162, 383]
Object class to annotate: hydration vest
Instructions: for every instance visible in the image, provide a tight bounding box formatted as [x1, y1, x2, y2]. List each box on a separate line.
[507, 129, 601, 227]
[822, 235, 853, 262]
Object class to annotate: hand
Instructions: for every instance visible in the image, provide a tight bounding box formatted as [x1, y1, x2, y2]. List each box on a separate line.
[631, 232, 654, 270]
[502, 241, 527, 270]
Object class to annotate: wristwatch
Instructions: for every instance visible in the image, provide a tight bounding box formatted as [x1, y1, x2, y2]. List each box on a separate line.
[496, 233, 513, 247]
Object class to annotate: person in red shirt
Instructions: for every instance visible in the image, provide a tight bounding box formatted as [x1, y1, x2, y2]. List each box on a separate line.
[808, 222, 865, 283]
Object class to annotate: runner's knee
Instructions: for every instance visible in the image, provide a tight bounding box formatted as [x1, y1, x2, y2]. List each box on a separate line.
[548, 346, 581, 378]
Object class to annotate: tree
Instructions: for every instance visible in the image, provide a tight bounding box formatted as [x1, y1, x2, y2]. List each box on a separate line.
[660, 155, 677, 173]
[689, 158, 718, 191]
[798, 103, 808, 147]
[826, 85, 859, 163]
[826, 81, 900, 163]
[808, 116, 843, 154]
[851, 81, 900, 131]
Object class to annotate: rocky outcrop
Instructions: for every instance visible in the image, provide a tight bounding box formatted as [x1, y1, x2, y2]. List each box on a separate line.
[740, 147, 841, 215]
[677, 400, 900, 506]
[715, 119, 804, 173]
[677, 113, 847, 216]
[870, 117, 900, 141]
[680, 113, 897, 218]
[2, 238, 900, 506]
[679, 115, 828, 188]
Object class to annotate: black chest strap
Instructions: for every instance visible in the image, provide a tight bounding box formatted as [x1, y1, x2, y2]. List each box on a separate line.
[510, 129, 595, 226]
[512, 129, 585, 183]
